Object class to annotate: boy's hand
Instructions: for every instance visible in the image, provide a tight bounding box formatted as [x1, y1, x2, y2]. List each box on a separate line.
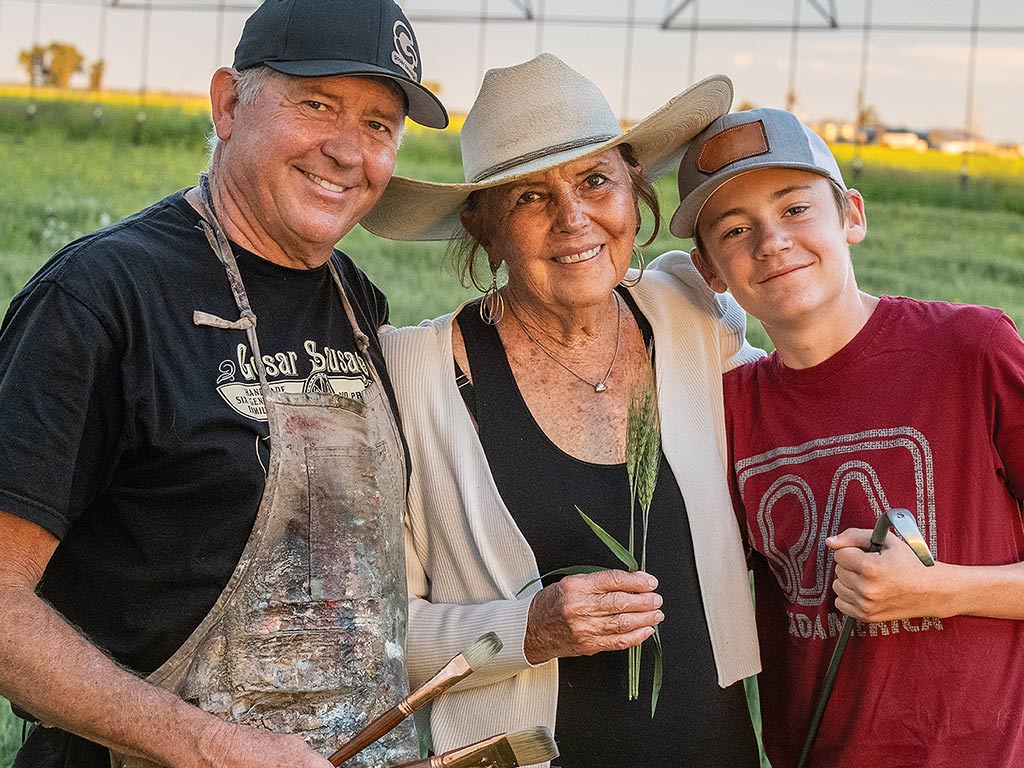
[827, 528, 951, 622]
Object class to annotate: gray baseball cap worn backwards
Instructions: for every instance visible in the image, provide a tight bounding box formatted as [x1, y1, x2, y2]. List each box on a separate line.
[233, 0, 448, 128]
[669, 107, 846, 238]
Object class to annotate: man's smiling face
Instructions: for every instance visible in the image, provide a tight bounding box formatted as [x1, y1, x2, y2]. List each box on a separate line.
[216, 72, 404, 267]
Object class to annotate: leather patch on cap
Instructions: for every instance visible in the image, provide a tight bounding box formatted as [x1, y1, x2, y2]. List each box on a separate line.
[697, 120, 770, 174]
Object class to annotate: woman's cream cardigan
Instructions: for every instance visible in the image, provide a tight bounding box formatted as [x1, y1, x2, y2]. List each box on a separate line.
[382, 252, 761, 764]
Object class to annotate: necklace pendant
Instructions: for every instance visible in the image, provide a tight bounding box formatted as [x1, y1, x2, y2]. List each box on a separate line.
[594, 382, 608, 393]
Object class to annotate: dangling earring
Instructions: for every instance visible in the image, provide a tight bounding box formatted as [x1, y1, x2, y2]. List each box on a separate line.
[619, 244, 646, 288]
[479, 263, 505, 325]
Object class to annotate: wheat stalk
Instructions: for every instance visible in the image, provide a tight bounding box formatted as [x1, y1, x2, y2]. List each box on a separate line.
[519, 371, 665, 713]
[625, 374, 662, 707]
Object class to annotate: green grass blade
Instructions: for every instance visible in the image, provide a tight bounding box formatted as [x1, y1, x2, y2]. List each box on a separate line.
[576, 506, 638, 571]
[633, 645, 642, 700]
[515, 565, 609, 596]
[628, 645, 636, 700]
[651, 627, 664, 718]
[628, 494, 636, 558]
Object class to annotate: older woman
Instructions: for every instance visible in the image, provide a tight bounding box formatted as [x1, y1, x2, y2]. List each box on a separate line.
[364, 55, 761, 767]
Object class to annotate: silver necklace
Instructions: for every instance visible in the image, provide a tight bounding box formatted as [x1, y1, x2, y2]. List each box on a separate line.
[507, 293, 622, 393]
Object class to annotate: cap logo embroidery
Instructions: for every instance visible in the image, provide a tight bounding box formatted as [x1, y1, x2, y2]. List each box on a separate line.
[392, 20, 419, 80]
[697, 120, 770, 175]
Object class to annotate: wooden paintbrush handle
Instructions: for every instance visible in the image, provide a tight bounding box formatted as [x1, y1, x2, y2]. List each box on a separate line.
[328, 706, 406, 766]
[330, 640, 492, 766]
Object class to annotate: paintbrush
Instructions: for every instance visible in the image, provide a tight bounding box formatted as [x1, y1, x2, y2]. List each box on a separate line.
[389, 726, 559, 768]
[329, 632, 503, 766]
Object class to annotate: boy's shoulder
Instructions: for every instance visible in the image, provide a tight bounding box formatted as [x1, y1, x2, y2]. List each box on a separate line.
[722, 349, 775, 403]
[885, 294, 1004, 324]
[882, 295, 1011, 356]
[723, 295, 1013, 396]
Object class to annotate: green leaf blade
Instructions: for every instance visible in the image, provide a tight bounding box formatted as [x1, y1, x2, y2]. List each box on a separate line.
[651, 628, 664, 718]
[576, 506, 638, 571]
[515, 565, 610, 596]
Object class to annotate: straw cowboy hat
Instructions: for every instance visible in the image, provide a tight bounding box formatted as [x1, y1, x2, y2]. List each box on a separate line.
[361, 53, 734, 241]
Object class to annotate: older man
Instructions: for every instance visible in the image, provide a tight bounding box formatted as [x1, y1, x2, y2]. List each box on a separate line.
[0, 1, 447, 767]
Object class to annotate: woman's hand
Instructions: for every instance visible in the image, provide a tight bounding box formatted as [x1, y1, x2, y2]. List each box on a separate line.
[523, 570, 664, 664]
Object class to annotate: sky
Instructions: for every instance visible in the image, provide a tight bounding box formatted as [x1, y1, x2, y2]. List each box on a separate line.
[1, 0, 1022, 144]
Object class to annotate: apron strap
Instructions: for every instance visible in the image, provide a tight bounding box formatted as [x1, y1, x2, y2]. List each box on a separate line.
[193, 173, 272, 405]
[193, 310, 256, 331]
[325, 260, 407, 494]
[327, 261, 370, 354]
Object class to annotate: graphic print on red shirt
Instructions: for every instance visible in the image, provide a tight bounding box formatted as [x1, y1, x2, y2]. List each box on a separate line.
[737, 425, 938, 635]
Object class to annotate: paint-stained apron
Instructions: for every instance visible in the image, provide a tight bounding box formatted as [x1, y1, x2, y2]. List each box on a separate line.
[111, 178, 416, 768]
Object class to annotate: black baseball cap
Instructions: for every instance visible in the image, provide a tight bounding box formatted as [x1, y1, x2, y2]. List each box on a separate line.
[233, 0, 449, 128]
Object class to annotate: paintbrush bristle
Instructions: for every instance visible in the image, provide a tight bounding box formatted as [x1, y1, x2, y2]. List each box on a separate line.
[507, 726, 558, 766]
[462, 632, 503, 670]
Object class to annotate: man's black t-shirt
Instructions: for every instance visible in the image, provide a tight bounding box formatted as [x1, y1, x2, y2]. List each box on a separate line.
[0, 189, 402, 680]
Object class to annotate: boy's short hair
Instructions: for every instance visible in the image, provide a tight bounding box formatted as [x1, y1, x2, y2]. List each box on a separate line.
[670, 108, 847, 240]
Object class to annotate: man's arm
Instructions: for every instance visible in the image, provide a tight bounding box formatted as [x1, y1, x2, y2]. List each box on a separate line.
[0, 511, 331, 768]
[827, 528, 1024, 622]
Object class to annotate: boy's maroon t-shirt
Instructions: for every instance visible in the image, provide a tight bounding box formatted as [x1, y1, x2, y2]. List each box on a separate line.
[725, 295, 1024, 768]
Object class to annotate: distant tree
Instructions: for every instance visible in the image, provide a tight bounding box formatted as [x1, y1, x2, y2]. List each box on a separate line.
[89, 60, 106, 92]
[18, 45, 46, 87]
[785, 89, 798, 112]
[48, 43, 85, 88]
[737, 99, 758, 112]
[857, 104, 881, 129]
[17, 41, 86, 88]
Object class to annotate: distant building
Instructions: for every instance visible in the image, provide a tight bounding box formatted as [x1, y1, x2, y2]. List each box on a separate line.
[807, 117, 1019, 157]
[926, 128, 1000, 155]
[816, 120, 858, 144]
[878, 129, 929, 152]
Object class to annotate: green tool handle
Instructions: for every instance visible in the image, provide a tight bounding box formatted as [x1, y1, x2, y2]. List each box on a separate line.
[794, 514, 890, 768]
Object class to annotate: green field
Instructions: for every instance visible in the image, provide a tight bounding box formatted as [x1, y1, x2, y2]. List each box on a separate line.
[2, 97, 1024, 765]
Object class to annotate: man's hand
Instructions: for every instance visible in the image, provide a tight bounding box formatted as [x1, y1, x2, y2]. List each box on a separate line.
[193, 719, 333, 768]
[827, 528, 950, 622]
[0, 510, 336, 768]
[523, 570, 663, 665]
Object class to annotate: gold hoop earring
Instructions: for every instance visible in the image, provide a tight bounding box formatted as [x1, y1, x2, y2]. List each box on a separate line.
[479, 265, 505, 325]
[619, 244, 645, 288]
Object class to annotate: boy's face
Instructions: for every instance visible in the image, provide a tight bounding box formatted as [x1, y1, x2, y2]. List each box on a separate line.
[692, 167, 866, 331]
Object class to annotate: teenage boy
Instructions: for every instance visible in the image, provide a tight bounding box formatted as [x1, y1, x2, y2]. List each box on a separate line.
[666, 108, 1024, 767]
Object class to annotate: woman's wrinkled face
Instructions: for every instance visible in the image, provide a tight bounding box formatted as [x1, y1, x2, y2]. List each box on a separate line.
[466, 148, 639, 315]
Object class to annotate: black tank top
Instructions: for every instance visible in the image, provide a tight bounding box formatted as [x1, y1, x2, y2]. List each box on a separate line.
[456, 290, 759, 768]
